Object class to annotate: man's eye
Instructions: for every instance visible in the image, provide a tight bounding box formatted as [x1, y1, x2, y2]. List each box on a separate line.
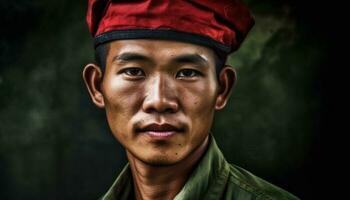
[176, 69, 201, 78]
[122, 68, 145, 77]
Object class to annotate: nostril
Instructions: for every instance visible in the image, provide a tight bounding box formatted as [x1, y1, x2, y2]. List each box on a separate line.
[142, 96, 179, 114]
[143, 101, 178, 114]
[164, 107, 177, 114]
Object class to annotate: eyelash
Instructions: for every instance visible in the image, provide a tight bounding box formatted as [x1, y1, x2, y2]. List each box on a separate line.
[119, 68, 202, 79]
[120, 67, 145, 77]
[176, 69, 202, 78]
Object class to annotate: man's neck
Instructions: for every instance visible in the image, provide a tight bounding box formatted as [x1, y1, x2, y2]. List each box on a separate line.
[126, 136, 209, 200]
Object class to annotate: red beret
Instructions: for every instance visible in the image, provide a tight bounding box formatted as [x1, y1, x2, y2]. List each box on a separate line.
[86, 0, 254, 54]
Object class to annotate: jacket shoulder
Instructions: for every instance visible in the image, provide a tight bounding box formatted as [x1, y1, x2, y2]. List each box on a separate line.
[225, 164, 300, 200]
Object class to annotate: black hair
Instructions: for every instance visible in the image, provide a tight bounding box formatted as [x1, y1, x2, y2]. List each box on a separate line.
[94, 42, 227, 78]
[214, 51, 228, 79]
[94, 43, 110, 71]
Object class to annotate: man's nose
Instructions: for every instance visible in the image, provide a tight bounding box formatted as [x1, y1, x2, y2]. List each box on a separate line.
[142, 75, 179, 114]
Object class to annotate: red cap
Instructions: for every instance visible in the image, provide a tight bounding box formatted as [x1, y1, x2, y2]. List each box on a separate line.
[86, 0, 254, 54]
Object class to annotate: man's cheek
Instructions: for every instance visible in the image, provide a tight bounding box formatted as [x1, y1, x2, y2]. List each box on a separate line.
[106, 110, 131, 143]
[191, 94, 217, 113]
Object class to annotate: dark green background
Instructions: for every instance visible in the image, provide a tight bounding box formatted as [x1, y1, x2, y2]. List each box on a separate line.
[0, 0, 329, 199]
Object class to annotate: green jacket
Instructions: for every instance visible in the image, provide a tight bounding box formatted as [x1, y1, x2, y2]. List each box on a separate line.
[100, 136, 300, 200]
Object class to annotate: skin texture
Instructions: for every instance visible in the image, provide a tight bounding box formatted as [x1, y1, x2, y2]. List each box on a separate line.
[83, 39, 236, 200]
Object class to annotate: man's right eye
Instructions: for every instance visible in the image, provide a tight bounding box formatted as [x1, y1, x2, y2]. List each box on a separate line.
[120, 67, 145, 77]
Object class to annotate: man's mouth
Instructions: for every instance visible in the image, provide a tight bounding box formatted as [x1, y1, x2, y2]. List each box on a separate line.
[135, 123, 184, 138]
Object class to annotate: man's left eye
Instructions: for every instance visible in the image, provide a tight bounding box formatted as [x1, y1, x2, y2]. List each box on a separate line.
[176, 69, 201, 78]
[122, 68, 145, 77]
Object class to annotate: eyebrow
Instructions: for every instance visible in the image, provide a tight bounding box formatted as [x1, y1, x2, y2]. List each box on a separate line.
[112, 52, 209, 67]
[171, 54, 209, 67]
[113, 52, 152, 63]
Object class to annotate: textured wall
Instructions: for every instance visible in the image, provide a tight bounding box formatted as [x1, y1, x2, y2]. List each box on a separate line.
[0, 0, 328, 199]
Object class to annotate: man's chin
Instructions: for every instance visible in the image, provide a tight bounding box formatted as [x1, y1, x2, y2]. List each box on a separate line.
[126, 145, 189, 167]
[139, 155, 182, 167]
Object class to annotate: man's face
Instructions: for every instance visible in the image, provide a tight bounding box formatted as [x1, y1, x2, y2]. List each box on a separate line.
[88, 39, 232, 165]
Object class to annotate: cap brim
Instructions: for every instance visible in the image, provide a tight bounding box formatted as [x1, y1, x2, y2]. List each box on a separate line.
[94, 29, 231, 54]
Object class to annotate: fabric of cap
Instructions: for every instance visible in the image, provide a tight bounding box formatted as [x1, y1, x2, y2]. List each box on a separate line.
[86, 0, 255, 53]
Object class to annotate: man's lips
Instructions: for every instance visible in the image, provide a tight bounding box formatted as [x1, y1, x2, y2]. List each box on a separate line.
[136, 123, 184, 133]
[135, 123, 184, 137]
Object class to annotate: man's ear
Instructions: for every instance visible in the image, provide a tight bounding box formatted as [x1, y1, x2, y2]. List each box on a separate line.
[215, 65, 237, 110]
[82, 63, 105, 108]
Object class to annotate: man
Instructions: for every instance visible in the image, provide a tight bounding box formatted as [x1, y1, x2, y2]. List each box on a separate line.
[83, 0, 300, 199]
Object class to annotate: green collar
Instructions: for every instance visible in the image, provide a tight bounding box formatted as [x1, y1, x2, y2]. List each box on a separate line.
[101, 135, 230, 200]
